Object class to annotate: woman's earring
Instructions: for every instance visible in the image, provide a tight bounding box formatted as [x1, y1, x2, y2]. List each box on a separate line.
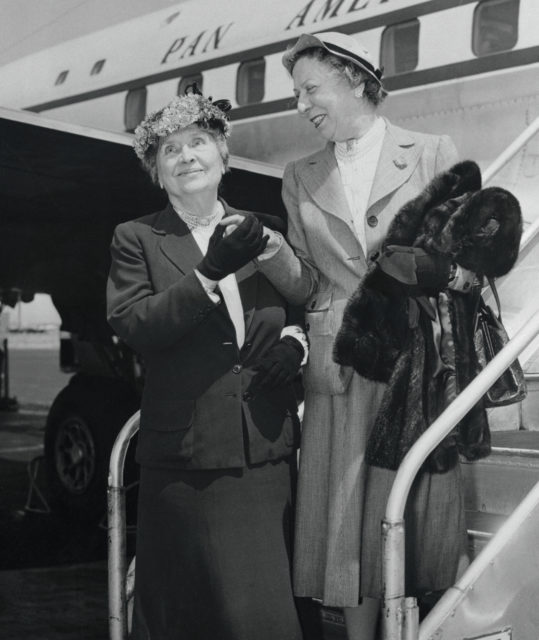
[354, 85, 364, 98]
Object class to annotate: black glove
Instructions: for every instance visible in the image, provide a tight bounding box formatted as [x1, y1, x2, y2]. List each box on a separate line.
[253, 212, 287, 235]
[197, 215, 269, 280]
[373, 245, 451, 297]
[243, 337, 304, 400]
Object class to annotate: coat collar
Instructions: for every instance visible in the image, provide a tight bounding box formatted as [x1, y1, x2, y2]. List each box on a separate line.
[297, 144, 353, 232]
[153, 202, 201, 275]
[295, 119, 424, 218]
[367, 120, 423, 210]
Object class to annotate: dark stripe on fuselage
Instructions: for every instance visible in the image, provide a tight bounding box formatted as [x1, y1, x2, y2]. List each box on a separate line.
[228, 45, 539, 121]
[25, 0, 479, 113]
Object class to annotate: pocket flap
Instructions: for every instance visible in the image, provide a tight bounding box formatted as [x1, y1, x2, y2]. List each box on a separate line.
[306, 288, 332, 313]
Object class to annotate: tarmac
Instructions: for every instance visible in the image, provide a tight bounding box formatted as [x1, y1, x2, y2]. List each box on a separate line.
[0, 346, 112, 639]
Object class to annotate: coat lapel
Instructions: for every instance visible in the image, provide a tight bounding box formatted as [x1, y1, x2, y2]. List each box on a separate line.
[152, 201, 265, 343]
[367, 120, 424, 211]
[297, 146, 356, 236]
[154, 203, 203, 274]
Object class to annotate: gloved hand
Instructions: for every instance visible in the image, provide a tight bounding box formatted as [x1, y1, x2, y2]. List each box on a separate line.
[197, 215, 269, 280]
[253, 212, 287, 235]
[373, 245, 451, 297]
[243, 337, 304, 400]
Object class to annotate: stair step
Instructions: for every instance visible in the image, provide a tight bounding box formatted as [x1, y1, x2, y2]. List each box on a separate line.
[462, 430, 539, 516]
[491, 428, 539, 455]
[466, 510, 506, 537]
[466, 510, 506, 557]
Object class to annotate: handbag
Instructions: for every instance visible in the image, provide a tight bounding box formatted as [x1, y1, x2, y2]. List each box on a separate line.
[474, 277, 527, 407]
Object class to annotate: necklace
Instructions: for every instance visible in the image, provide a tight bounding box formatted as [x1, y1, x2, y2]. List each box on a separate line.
[174, 204, 221, 230]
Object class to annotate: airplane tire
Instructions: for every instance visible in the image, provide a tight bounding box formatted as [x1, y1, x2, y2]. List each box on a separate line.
[44, 374, 139, 521]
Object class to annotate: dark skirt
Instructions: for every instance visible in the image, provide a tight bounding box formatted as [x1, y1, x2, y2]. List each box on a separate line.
[131, 456, 303, 640]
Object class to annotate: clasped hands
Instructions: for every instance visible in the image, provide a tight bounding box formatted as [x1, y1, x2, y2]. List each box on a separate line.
[197, 211, 285, 281]
[197, 214, 269, 281]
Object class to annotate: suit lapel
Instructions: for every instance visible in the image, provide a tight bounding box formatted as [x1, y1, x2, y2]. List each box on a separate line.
[367, 120, 424, 211]
[153, 202, 246, 340]
[153, 201, 264, 342]
[154, 203, 203, 274]
[298, 145, 356, 236]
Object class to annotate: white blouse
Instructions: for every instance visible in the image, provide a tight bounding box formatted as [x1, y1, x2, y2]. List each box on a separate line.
[334, 117, 386, 255]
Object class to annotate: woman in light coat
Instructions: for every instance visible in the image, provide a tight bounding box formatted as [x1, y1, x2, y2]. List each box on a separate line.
[240, 32, 468, 639]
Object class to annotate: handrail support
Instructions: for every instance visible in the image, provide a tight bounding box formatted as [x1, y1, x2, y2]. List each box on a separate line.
[381, 311, 539, 640]
[382, 518, 407, 640]
[108, 411, 140, 640]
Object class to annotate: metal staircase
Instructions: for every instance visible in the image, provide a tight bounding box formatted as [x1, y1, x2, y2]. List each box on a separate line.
[464, 430, 539, 556]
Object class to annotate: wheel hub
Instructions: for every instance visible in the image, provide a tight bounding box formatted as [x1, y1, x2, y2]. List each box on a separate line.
[54, 416, 96, 494]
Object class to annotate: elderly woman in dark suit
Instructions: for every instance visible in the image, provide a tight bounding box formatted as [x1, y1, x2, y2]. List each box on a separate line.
[106, 88, 307, 640]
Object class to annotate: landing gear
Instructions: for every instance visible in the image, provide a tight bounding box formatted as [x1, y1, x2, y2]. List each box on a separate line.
[44, 374, 139, 521]
[51, 413, 96, 498]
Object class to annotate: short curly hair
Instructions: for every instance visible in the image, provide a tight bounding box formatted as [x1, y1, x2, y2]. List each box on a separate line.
[289, 47, 387, 107]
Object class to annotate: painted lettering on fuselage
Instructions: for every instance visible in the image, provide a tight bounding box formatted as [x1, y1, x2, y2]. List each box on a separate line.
[161, 22, 234, 64]
[285, 0, 389, 30]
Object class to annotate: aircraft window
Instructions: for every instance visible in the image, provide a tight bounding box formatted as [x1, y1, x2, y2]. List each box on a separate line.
[124, 87, 147, 133]
[236, 58, 265, 106]
[473, 0, 520, 56]
[178, 74, 203, 96]
[380, 19, 420, 75]
[90, 59, 106, 75]
[55, 70, 69, 85]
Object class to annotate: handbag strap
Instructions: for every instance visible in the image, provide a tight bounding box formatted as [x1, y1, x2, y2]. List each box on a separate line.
[472, 276, 502, 332]
[486, 276, 502, 320]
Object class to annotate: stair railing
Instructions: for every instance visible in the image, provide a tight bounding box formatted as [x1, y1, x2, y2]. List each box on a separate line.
[108, 410, 140, 640]
[419, 469, 539, 639]
[483, 115, 539, 255]
[382, 114, 539, 639]
[482, 115, 539, 187]
[382, 310, 539, 640]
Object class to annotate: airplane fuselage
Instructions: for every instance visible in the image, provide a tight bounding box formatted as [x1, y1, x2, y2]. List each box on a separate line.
[0, 0, 538, 226]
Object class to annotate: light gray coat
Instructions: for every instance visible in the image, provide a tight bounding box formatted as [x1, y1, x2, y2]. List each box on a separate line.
[258, 120, 458, 605]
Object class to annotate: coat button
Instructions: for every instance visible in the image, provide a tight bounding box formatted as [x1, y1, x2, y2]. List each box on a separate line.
[232, 364, 242, 374]
[367, 216, 378, 228]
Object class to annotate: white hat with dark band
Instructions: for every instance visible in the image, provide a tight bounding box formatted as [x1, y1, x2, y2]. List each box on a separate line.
[282, 31, 383, 85]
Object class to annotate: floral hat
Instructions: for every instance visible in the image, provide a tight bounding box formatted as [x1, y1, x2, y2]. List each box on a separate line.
[133, 85, 231, 161]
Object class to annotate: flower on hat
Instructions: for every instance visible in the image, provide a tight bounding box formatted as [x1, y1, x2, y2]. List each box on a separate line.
[133, 86, 231, 161]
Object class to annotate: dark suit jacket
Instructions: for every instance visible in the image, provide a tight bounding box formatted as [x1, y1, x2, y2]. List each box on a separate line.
[107, 201, 300, 469]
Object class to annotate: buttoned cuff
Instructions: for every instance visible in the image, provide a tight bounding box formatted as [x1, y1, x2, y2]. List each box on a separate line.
[448, 264, 476, 293]
[281, 324, 309, 366]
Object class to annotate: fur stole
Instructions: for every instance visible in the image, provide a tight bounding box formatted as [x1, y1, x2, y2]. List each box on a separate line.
[334, 161, 522, 472]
